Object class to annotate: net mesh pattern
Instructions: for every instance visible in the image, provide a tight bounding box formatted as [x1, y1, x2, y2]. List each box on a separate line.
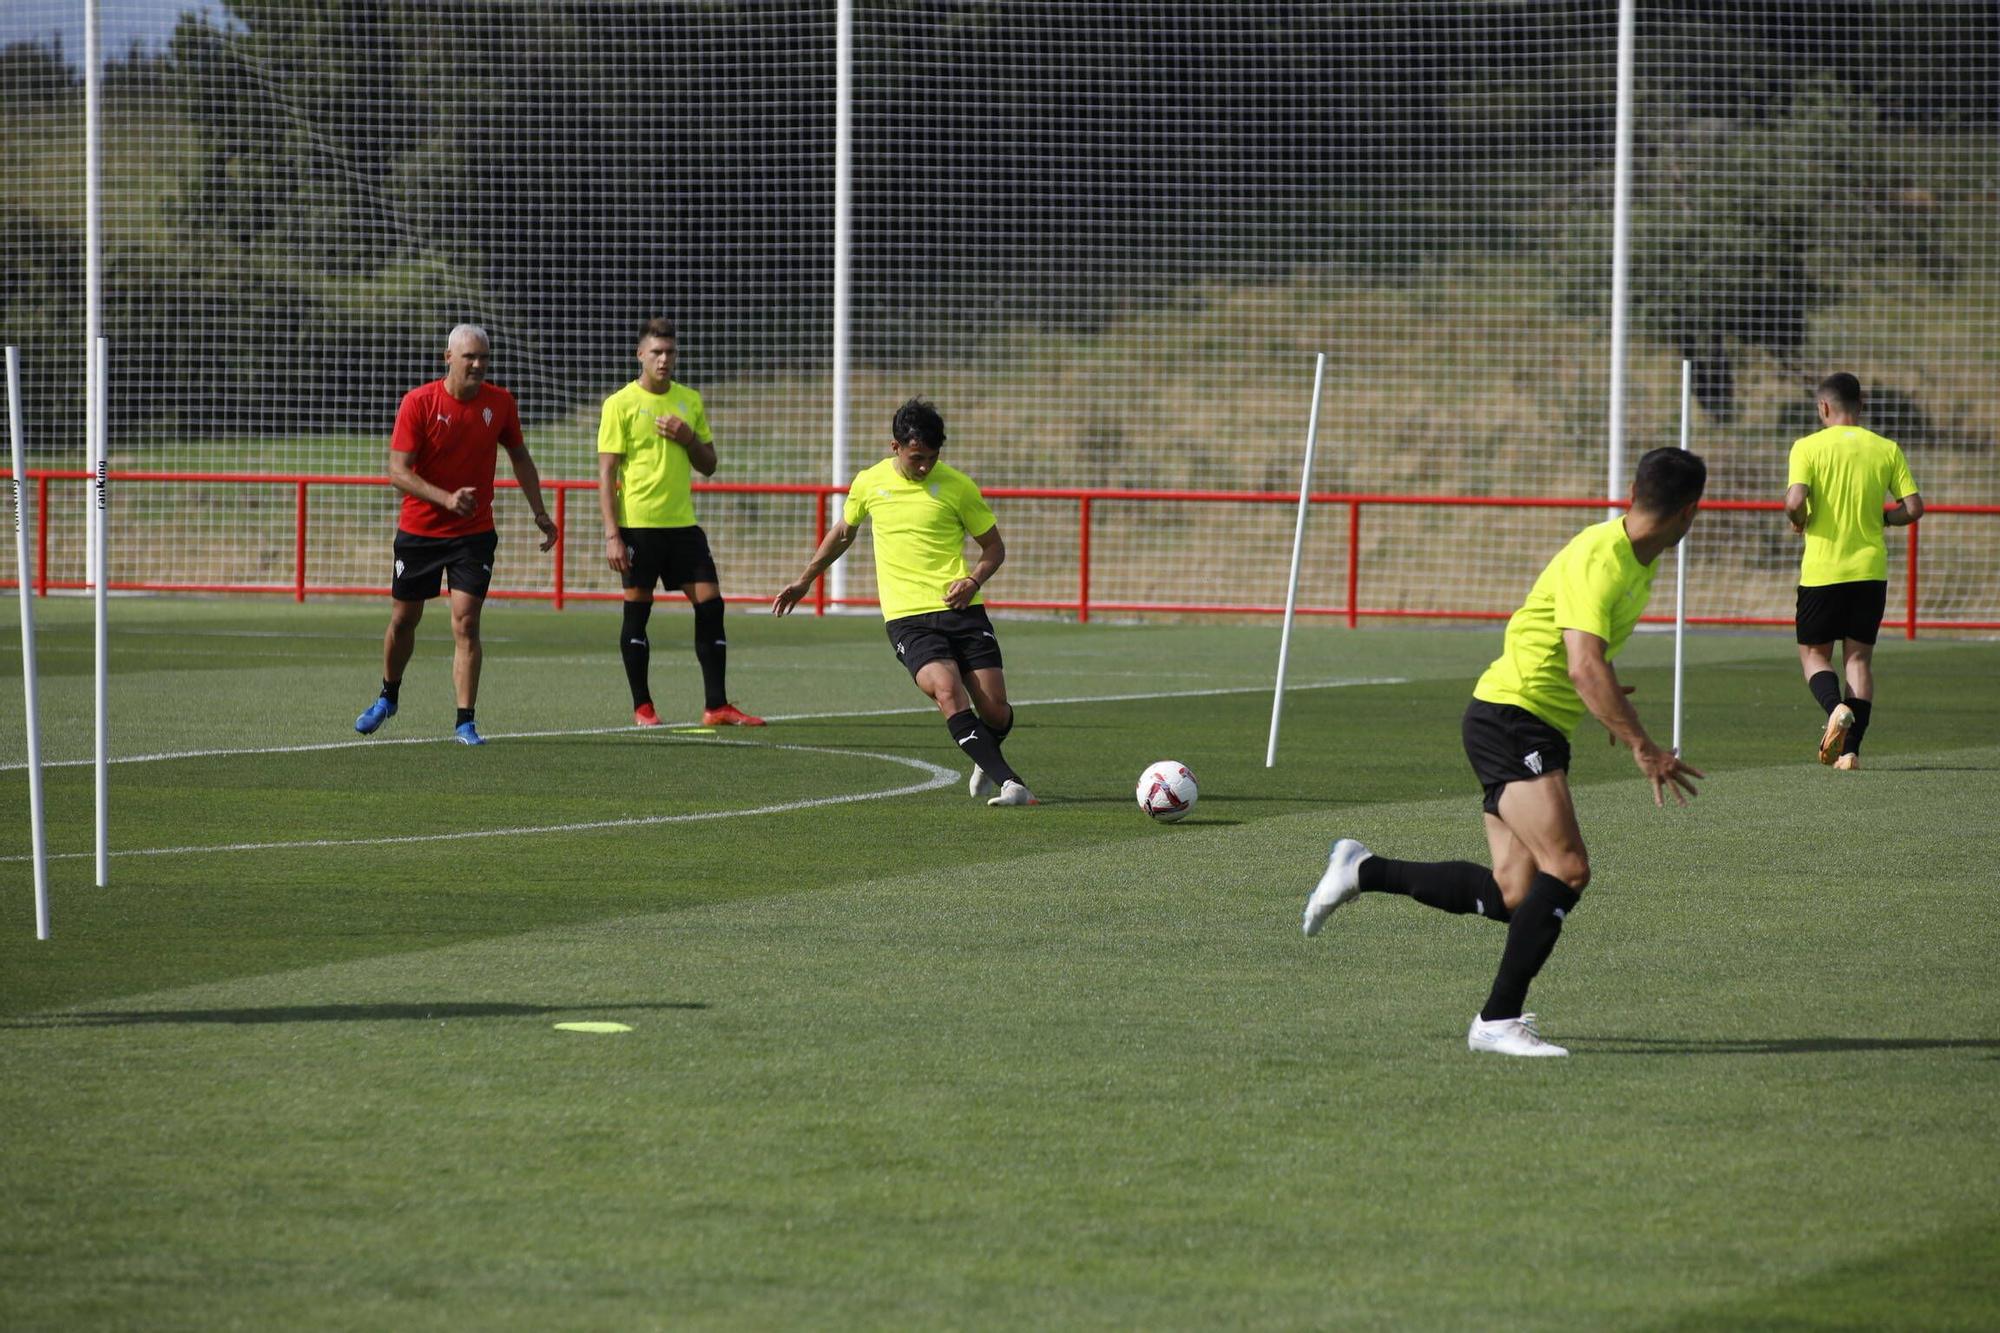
[0, 2, 1992, 626]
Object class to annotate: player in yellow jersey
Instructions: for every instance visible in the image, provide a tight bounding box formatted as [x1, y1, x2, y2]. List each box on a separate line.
[597, 318, 762, 728]
[1302, 448, 1708, 1057]
[771, 398, 1036, 807]
[1783, 372, 1922, 771]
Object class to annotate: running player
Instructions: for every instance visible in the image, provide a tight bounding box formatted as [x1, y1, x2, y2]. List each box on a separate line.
[1301, 447, 1708, 1057]
[1783, 372, 1923, 770]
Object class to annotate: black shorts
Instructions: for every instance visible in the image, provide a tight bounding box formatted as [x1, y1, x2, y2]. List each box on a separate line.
[392, 529, 498, 602]
[620, 526, 720, 593]
[885, 606, 1005, 680]
[1796, 580, 1887, 646]
[1462, 698, 1572, 817]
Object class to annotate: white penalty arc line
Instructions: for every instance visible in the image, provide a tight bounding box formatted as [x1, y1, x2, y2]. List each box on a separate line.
[5, 738, 960, 863]
[0, 676, 1406, 774]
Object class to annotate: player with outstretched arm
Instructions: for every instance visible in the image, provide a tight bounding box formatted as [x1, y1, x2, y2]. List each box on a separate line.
[772, 397, 1036, 807]
[1301, 446, 1708, 1057]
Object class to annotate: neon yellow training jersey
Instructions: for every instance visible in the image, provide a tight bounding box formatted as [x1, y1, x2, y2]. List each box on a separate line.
[842, 457, 997, 621]
[1473, 518, 1659, 738]
[1787, 424, 1918, 586]
[597, 380, 712, 528]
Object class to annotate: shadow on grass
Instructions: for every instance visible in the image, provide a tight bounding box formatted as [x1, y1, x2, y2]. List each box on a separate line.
[1574, 1035, 2000, 1056]
[5, 1000, 708, 1029]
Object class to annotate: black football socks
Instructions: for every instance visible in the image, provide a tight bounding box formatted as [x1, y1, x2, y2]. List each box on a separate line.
[1479, 872, 1581, 1022]
[693, 597, 728, 711]
[455, 707, 475, 728]
[1843, 696, 1872, 755]
[1808, 670, 1843, 716]
[1358, 856, 1512, 922]
[620, 600, 653, 708]
[946, 709, 1019, 786]
[380, 678, 401, 706]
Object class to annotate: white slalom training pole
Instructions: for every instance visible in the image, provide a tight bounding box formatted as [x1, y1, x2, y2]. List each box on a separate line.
[1266, 352, 1327, 768]
[1672, 358, 1690, 756]
[7, 348, 51, 939]
[93, 336, 109, 886]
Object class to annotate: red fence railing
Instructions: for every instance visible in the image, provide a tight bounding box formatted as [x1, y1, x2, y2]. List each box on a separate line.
[5, 470, 1996, 638]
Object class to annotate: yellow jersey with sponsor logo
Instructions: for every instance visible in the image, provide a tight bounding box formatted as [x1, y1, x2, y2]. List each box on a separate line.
[1474, 518, 1658, 738]
[597, 379, 712, 528]
[842, 458, 997, 621]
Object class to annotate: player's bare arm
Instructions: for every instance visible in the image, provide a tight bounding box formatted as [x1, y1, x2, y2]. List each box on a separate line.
[773, 518, 860, 616]
[1885, 492, 1924, 527]
[596, 452, 630, 573]
[945, 526, 1005, 611]
[503, 443, 559, 551]
[388, 449, 477, 517]
[1783, 482, 1810, 534]
[657, 415, 718, 477]
[1564, 628, 1702, 806]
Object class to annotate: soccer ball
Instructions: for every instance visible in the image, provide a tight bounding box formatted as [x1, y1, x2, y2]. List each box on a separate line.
[1136, 760, 1198, 823]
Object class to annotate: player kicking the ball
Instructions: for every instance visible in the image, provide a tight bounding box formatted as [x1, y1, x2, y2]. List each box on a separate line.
[1301, 447, 1708, 1057]
[772, 397, 1035, 807]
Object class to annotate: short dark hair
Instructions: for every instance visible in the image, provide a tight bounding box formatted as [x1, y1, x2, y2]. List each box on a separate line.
[1817, 371, 1863, 415]
[638, 317, 676, 344]
[1631, 447, 1706, 515]
[892, 397, 946, 450]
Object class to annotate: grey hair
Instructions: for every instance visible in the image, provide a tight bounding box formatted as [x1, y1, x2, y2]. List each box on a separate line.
[447, 323, 490, 350]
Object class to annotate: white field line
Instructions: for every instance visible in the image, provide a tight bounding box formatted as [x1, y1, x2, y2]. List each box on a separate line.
[6, 739, 959, 862]
[0, 676, 1405, 773]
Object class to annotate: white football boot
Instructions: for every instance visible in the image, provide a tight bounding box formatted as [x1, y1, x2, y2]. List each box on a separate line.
[1303, 838, 1370, 936]
[1466, 1013, 1569, 1057]
[968, 765, 995, 798]
[987, 780, 1039, 807]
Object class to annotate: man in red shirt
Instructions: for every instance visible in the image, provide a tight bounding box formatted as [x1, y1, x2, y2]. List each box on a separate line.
[354, 324, 559, 745]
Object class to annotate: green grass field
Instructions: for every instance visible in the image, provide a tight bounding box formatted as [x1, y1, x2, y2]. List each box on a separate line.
[0, 599, 1996, 1330]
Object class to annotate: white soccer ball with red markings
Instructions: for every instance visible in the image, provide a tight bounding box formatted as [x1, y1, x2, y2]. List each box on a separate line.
[1136, 761, 1198, 823]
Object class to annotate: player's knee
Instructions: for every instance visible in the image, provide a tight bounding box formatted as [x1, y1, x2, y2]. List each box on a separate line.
[1496, 864, 1537, 911]
[1546, 854, 1590, 892]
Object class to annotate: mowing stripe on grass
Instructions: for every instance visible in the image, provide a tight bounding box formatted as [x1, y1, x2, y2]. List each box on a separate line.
[0, 675, 1405, 773]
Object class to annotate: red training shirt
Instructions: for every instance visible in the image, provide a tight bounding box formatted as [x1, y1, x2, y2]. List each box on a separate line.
[389, 380, 524, 538]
